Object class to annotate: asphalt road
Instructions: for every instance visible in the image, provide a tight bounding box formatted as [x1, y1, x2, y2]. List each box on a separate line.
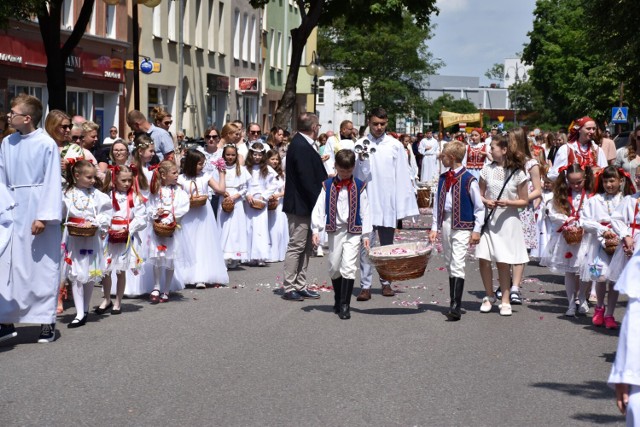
[0, 216, 626, 426]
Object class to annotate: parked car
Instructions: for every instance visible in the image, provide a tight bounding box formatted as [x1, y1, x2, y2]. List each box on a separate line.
[613, 131, 629, 150]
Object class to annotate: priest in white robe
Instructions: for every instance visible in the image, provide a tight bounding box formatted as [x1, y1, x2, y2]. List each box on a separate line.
[418, 130, 439, 183]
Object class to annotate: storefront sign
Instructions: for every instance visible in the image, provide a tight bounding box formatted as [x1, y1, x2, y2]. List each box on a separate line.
[237, 77, 258, 92]
[207, 74, 229, 91]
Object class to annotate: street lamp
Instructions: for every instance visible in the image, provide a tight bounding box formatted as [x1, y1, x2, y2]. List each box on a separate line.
[505, 63, 527, 127]
[306, 51, 325, 115]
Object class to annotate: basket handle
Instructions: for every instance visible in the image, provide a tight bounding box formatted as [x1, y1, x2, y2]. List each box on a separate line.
[189, 180, 199, 197]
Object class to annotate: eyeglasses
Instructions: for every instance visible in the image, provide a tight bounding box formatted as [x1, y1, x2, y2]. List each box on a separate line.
[206, 134, 220, 139]
[60, 124, 72, 130]
[8, 110, 29, 119]
[71, 135, 83, 141]
[110, 130, 118, 133]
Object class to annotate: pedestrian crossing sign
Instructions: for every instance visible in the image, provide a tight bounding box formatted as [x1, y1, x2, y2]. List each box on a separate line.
[611, 107, 628, 124]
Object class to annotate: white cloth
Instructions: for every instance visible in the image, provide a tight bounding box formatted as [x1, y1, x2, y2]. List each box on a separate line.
[236, 142, 249, 164]
[245, 165, 277, 261]
[475, 163, 529, 264]
[218, 164, 251, 261]
[175, 173, 229, 284]
[320, 137, 337, 176]
[354, 133, 419, 227]
[311, 183, 372, 236]
[267, 176, 289, 262]
[530, 191, 554, 260]
[147, 184, 190, 270]
[418, 137, 439, 183]
[608, 298, 640, 399]
[430, 166, 485, 234]
[441, 213, 472, 278]
[608, 193, 640, 282]
[0, 129, 63, 324]
[547, 141, 608, 181]
[0, 184, 16, 267]
[62, 187, 113, 284]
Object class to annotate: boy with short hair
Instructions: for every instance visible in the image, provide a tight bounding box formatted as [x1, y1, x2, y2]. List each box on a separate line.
[429, 140, 485, 321]
[0, 94, 63, 343]
[312, 149, 371, 319]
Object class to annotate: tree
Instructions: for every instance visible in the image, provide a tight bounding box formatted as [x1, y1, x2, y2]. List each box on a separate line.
[318, 13, 438, 121]
[2, 0, 95, 112]
[249, 0, 439, 129]
[522, 0, 618, 125]
[484, 63, 504, 84]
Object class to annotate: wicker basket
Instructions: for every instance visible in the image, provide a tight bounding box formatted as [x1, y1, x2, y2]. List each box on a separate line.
[368, 242, 432, 282]
[268, 198, 279, 210]
[251, 194, 266, 210]
[189, 181, 208, 208]
[417, 187, 432, 208]
[108, 228, 129, 244]
[562, 227, 584, 245]
[153, 220, 176, 237]
[221, 197, 235, 213]
[604, 237, 619, 255]
[67, 222, 98, 237]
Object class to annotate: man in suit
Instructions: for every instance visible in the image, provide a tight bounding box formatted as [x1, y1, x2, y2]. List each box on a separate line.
[282, 113, 328, 301]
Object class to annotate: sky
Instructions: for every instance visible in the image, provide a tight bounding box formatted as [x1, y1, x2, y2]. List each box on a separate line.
[428, 0, 538, 85]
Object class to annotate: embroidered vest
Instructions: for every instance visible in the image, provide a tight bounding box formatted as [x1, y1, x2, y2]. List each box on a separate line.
[323, 176, 366, 234]
[466, 144, 486, 170]
[436, 168, 476, 230]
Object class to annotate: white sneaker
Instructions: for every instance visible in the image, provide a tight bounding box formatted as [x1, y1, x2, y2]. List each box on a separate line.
[499, 304, 512, 316]
[195, 283, 206, 289]
[316, 246, 324, 257]
[578, 301, 589, 315]
[480, 296, 496, 313]
[565, 306, 576, 317]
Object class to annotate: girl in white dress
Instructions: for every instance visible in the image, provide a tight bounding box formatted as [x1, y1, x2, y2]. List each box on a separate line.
[476, 134, 529, 316]
[244, 142, 277, 266]
[580, 166, 634, 329]
[218, 145, 251, 268]
[97, 165, 147, 315]
[530, 176, 554, 260]
[609, 166, 640, 283]
[541, 163, 593, 317]
[147, 161, 190, 303]
[266, 149, 289, 262]
[62, 160, 112, 328]
[176, 149, 228, 288]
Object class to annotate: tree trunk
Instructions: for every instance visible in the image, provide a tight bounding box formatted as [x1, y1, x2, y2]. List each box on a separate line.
[38, 0, 95, 112]
[272, 0, 324, 130]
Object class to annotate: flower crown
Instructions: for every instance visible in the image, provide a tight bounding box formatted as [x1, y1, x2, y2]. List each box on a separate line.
[249, 142, 266, 153]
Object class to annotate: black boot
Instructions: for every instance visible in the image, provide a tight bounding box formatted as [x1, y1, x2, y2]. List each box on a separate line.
[447, 276, 455, 313]
[332, 277, 342, 314]
[446, 277, 464, 321]
[339, 278, 354, 319]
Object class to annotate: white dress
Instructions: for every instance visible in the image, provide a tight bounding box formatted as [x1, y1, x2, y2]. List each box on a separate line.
[62, 187, 113, 284]
[540, 190, 587, 273]
[609, 193, 640, 282]
[475, 164, 529, 264]
[267, 175, 289, 262]
[175, 173, 229, 285]
[0, 129, 63, 325]
[147, 184, 190, 270]
[245, 165, 277, 262]
[218, 164, 251, 261]
[578, 193, 623, 282]
[418, 137, 439, 183]
[530, 191, 553, 260]
[103, 191, 147, 273]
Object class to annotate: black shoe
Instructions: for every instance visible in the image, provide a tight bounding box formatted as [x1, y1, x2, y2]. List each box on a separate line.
[67, 314, 88, 329]
[298, 289, 320, 299]
[38, 323, 56, 343]
[446, 277, 464, 321]
[0, 323, 17, 343]
[94, 301, 113, 315]
[339, 303, 351, 319]
[510, 290, 523, 305]
[282, 291, 304, 301]
[332, 278, 342, 313]
[111, 307, 122, 315]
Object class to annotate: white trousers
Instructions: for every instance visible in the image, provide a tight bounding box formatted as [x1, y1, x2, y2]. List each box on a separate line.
[328, 228, 361, 280]
[441, 212, 472, 279]
[629, 385, 640, 427]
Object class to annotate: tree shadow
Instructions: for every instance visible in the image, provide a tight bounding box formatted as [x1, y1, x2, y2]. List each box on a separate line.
[530, 380, 613, 400]
[570, 413, 623, 424]
[527, 273, 565, 286]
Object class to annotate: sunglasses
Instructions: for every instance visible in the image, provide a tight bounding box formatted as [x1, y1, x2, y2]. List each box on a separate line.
[79, 249, 94, 255]
[71, 135, 83, 141]
[163, 121, 173, 125]
[249, 130, 261, 135]
[206, 135, 220, 139]
[60, 124, 72, 130]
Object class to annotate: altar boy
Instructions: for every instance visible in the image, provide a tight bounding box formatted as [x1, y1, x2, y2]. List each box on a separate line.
[312, 149, 372, 319]
[429, 140, 485, 321]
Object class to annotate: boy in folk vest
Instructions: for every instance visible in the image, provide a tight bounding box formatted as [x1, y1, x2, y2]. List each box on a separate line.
[312, 149, 372, 319]
[429, 140, 485, 321]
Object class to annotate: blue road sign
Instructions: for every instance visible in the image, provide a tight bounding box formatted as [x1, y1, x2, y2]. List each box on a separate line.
[611, 107, 628, 124]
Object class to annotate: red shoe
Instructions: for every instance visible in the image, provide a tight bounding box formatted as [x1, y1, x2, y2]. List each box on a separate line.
[604, 315, 618, 330]
[149, 290, 160, 304]
[160, 293, 169, 303]
[592, 306, 605, 327]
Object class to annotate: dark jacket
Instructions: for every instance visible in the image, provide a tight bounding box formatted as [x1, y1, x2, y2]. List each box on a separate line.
[283, 132, 328, 216]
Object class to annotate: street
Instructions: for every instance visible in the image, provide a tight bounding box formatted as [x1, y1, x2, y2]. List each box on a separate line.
[0, 214, 625, 427]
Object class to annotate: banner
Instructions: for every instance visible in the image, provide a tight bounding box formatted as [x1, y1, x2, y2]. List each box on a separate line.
[440, 111, 482, 128]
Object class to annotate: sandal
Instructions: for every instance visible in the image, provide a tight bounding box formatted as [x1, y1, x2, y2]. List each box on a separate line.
[150, 290, 160, 304]
[160, 293, 169, 303]
[510, 290, 522, 305]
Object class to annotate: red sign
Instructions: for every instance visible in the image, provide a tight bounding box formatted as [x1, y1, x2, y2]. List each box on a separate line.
[237, 77, 258, 92]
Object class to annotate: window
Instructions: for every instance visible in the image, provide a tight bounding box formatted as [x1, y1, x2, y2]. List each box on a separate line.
[88, 2, 96, 35]
[195, 0, 204, 48]
[207, 0, 215, 52]
[105, 5, 116, 39]
[218, 2, 226, 54]
[276, 31, 282, 69]
[269, 29, 275, 68]
[250, 16, 257, 64]
[287, 35, 292, 66]
[183, 0, 191, 45]
[233, 10, 241, 60]
[148, 86, 172, 119]
[153, 4, 162, 38]
[242, 14, 249, 62]
[61, 0, 74, 30]
[168, 1, 176, 42]
[318, 80, 325, 104]
[66, 91, 88, 119]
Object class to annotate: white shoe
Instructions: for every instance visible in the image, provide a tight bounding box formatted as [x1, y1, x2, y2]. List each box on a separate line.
[316, 246, 324, 257]
[480, 296, 496, 313]
[195, 283, 206, 289]
[499, 303, 512, 316]
[578, 301, 589, 315]
[257, 261, 266, 267]
[565, 306, 576, 317]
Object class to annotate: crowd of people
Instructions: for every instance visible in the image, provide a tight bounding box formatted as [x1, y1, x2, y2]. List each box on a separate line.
[0, 94, 639, 422]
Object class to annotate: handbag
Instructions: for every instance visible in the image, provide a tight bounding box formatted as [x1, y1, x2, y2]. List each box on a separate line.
[480, 168, 518, 234]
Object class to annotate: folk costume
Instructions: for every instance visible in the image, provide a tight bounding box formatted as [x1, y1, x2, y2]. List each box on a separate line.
[312, 175, 372, 319]
[462, 141, 489, 179]
[0, 129, 63, 326]
[431, 166, 485, 320]
[355, 132, 419, 297]
[418, 135, 440, 183]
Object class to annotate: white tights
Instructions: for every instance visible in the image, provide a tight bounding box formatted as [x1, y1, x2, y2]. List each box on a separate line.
[564, 272, 590, 307]
[71, 282, 94, 320]
[153, 266, 174, 294]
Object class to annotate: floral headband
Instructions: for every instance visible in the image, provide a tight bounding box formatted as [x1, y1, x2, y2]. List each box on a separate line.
[249, 142, 266, 153]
